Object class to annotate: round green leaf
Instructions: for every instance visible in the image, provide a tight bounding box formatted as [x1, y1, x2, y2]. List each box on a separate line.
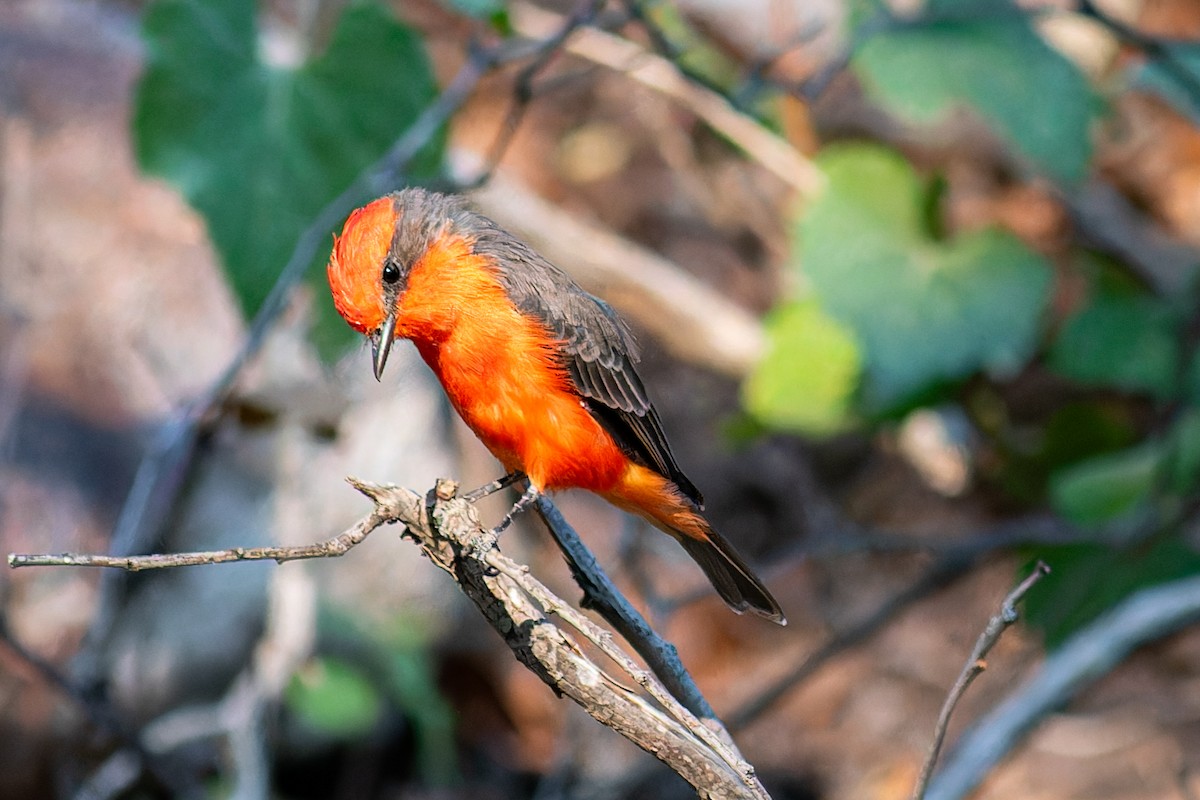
[1049, 443, 1163, 526]
[135, 0, 443, 329]
[1048, 293, 1181, 400]
[287, 657, 383, 737]
[743, 300, 862, 435]
[852, 4, 1095, 184]
[798, 144, 1052, 410]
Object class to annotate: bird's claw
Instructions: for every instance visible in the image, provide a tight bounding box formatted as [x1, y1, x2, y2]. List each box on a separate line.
[467, 525, 503, 558]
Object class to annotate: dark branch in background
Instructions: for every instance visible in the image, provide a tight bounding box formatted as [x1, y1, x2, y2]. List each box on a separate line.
[926, 572, 1200, 800]
[911, 561, 1050, 800]
[534, 498, 719, 724]
[0, 616, 202, 798]
[1078, 0, 1200, 111]
[8, 479, 771, 798]
[728, 553, 976, 731]
[459, 0, 607, 188]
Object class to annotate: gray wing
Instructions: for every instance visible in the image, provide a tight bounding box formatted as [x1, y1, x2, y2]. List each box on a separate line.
[472, 222, 703, 507]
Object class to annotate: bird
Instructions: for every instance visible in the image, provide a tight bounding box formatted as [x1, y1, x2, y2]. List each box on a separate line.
[327, 188, 785, 624]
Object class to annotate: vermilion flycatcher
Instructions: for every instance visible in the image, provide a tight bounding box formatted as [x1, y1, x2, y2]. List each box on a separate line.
[327, 188, 784, 624]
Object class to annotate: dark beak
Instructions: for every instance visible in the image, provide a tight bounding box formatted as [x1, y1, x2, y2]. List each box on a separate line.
[371, 312, 398, 381]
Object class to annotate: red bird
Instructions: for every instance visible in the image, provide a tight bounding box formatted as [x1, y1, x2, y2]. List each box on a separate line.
[327, 188, 784, 624]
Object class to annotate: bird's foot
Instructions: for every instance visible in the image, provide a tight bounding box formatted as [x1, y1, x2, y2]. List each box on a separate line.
[468, 528, 499, 558]
[467, 484, 541, 558]
[463, 471, 526, 503]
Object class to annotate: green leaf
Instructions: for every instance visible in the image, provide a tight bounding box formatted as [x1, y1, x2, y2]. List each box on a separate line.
[444, 0, 504, 17]
[1166, 409, 1200, 493]
[1184, 348, 1200, 405]
[743, 300, 862, 435]
[852, 2, 1094, 183]
[1033, 409, 1200, 644]
[1049, 409, 1200, 524]
[1050, 443, 1163, 526]
[313, 607, 459, 785]
[798, 144, 1052, 409]
[1021, 536, 1200, 647]
[995, 400, 1139, 505]
[1048, 292, 1181, 400]
[135, 0, 443, 342]
[287, 657, 383, 737]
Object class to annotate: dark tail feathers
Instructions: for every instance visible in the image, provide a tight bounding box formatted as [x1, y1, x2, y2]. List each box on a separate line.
[679, 529, 786, 626]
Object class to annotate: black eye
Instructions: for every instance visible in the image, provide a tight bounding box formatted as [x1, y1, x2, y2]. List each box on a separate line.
[382, 262, 401, 285]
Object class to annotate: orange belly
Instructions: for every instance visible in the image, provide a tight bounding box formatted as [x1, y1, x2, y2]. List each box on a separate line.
[414, 334, 629, 493]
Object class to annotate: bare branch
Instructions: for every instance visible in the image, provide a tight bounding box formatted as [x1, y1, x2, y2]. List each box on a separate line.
[911, 560, 1051, 800]
[9, 481, 386, 570]
[485, 534, 765, 796]
[926, 571, 1200, 800]
[10, 477, 771, 798]
[378, 479, 772, 799]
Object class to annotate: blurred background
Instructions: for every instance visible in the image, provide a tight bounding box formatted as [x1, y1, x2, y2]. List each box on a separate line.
[3, 0, 1200, 798]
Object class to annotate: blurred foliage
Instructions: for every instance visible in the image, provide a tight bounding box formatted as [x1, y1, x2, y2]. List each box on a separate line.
[642, 1, 743, 92]
[743, 2, 1200, 646]
[783, 144, 1051, 411]
[286, 609, 458, 785]
[853, 0, 1096, 183]
[134, 0, 443, 352]
[446, 0, 505, 18]
[289, 656, 384, 737]
[743, 300, 861, 435]
[1049, 289, 1183, 401]
[1131, 43, 1200, 124]
[1021, 536, 1200, 647]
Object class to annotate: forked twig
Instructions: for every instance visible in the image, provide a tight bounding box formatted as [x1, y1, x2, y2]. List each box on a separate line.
[911, 560, 1051, 800]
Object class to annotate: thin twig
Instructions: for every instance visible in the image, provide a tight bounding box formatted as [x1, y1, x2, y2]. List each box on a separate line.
[465, 0, 607, 186]
[926, 570, 1200, 800]
[912, 560, 1051, 800]
[9, 484, 385, 569]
